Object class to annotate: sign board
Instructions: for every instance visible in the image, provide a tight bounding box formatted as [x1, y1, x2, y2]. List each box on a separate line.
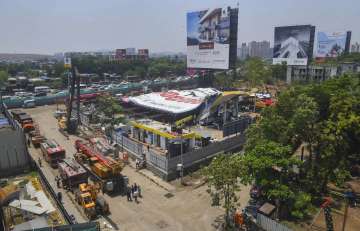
[187, 7, 236, 69]
[316, 31, 350, 58]
[273, 25, 315, 65]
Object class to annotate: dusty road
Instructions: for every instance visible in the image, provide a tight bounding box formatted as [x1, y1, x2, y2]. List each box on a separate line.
[24, 105, 250, 231]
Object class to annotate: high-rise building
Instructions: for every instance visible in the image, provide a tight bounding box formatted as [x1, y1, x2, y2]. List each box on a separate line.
[115, 49, 126, 60]
[237, 43, 249, 60]
[138, 49, 149, 60]
[351, 42, 360, 53]
[248, 41, 271, 58]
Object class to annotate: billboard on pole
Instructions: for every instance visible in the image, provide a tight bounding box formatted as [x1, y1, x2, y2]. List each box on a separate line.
[187, 7, 237, 70]
[316, 31, 351, 58]
[273, 25, 315, 65]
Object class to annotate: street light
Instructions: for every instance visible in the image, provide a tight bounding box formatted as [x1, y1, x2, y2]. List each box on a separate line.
[176, 134, 184, 185]
[177, 163, 183, 184]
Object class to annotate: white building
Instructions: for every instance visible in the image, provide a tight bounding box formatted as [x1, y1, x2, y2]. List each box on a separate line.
[286, 63, 360, 84]
[351, 42, 360, 53]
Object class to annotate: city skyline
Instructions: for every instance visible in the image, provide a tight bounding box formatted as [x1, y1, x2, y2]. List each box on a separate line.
[0, 0, 359, 54]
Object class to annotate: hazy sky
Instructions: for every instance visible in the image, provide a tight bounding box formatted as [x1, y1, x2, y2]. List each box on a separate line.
[0, 0, 359, 54]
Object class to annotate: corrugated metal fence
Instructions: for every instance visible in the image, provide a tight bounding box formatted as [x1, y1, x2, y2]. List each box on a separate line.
[113, 131, 245, 180]
[25, 221, 100, 231]
[0, 103, 32, 176]
[256, 214, 293, 231]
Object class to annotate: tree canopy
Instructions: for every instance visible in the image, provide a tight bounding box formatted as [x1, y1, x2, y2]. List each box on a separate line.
[204, 73, 360, 222]
[242, 73, 360, 219]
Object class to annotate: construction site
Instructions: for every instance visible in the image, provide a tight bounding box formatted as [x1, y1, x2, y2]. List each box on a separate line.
[0, 102, 100, 231]
[0, 64, 262, 230]
[2, 64, 360, 231]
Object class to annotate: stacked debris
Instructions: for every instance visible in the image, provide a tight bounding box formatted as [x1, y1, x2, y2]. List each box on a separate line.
[1, 175, 66, 230]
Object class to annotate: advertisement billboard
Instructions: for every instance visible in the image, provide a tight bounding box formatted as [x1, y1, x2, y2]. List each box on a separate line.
[316, 31, 351, 58]
[187, 7, 235, 70]
[273, 25, 315, 65]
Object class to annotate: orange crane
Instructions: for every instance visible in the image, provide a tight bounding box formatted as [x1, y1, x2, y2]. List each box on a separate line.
[74, 140, 125, 194]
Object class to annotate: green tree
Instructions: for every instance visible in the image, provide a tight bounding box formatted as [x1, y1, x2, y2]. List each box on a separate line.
[202, 154, 247, 229]
[0, 70, 8, 86]
[96, 95, 123, 122]
[290, 94, 319, 167]
[243, 57, 272, 87]
[271, 63, 287, 81]
[242, 73, 360, 220]
[148, 66, 160, 78]
[213, 72, 234, 90]
[242, 141, 313, 219]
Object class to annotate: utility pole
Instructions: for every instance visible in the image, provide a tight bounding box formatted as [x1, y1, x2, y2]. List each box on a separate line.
[75, 67, 80, 126]
[180, 134, 183, 185]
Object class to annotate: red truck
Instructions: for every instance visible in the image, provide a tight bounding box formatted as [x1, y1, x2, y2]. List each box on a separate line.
[58, 158, 88, 189]
[40, 139, 66, 167]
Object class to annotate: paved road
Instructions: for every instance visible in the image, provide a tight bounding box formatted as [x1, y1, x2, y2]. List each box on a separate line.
[24, 105, 250, 231]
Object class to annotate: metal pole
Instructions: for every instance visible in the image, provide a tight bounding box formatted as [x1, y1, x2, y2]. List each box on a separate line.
[180, 134, 183, 185]
[341, 201, 349, 231]
[76, 67, 80, 126]
[121, 132, 124, 152]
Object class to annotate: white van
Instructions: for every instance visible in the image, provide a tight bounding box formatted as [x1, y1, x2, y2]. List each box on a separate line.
[34, 86, 51, 94]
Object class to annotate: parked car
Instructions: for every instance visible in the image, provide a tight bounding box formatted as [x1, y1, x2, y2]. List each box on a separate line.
[23, 99, 36, 108]
[35, 92, 47, 97]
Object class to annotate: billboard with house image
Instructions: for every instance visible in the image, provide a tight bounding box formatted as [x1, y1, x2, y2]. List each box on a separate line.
[187, 7, 233, 70]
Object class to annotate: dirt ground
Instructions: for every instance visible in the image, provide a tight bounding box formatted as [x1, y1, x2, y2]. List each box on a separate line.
[310, 205, 360, 231]
[23, 105, 251, 231]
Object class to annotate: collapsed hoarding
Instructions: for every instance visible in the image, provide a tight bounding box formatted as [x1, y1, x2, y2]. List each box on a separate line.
[128, 88, 220, 114]
[273, 25, 315, 65]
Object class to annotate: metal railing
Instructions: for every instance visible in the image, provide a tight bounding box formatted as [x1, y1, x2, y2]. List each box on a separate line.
[256, 213, 293, 231]
[113, 131, 245, 176]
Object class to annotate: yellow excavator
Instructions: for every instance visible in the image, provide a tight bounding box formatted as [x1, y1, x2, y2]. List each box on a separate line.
[75, 183, 109, 220]
[58, 116, 67, 130]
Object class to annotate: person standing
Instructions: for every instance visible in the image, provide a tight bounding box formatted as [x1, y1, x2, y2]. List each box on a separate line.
[131, 184, 135, 197]
[38, 157, 42, 167]
[138, 185, 142, 198]
[127, 187, 132, 201]
[133, 188, 138, 203]
[57, 191, 62, 202]
[56, 176, 61, 188]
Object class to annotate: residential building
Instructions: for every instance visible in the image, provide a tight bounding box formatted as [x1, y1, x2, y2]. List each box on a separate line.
[138, 49, 150, 61]
[248, 40, 271, 58]
[115, 49, 126, 60]
[351, 42, 360, 53]
[237, 43, 249, 60]
[286, 62, 360, 84]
